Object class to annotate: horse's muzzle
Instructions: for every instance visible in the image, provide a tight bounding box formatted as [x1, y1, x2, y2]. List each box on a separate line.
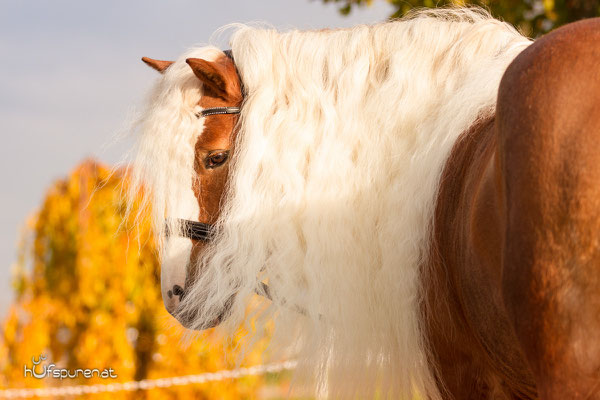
[171, 290, 235, 331]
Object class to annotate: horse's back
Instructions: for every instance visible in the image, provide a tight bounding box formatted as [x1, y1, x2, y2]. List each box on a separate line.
[497, 17, 600, 399]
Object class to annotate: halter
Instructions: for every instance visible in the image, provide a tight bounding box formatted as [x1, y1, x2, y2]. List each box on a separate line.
[173, 103, 239, 241]
[195, 106, 241, 118]
[165, 51, 280, 304]
[164, 51, 313, 311]
[172, 50, 241, 242]
[173, 218, 213, 241]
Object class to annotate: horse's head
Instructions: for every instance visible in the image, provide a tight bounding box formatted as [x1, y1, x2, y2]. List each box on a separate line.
[141, 51, 242, 329]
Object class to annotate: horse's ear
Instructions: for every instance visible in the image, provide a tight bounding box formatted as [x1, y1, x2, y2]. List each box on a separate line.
[185, 57, 240, 101]
[141, 57, 174, 74]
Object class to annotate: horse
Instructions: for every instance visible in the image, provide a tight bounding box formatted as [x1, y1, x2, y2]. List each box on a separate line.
[128, 8, 600, 399]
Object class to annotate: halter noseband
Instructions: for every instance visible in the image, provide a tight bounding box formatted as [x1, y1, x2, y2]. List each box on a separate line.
[172, 219, 213, 241]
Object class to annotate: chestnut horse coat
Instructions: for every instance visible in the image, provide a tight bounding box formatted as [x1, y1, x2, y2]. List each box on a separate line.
[130, 9, 600, 399]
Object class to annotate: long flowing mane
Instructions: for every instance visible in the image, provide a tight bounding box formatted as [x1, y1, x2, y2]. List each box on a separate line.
[129, 8, 531, 398]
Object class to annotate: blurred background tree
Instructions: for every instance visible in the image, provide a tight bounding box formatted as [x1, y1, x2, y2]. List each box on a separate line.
[0, 160, 289, 399]
[321, 0, 599, 36]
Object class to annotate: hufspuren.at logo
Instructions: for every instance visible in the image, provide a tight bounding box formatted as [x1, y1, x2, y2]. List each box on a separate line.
[24, 354, 117, 380]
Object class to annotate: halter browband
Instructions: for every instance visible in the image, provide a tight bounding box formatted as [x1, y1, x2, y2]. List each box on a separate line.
[195, 50, 242, 119]
[196, 106, 241, 118]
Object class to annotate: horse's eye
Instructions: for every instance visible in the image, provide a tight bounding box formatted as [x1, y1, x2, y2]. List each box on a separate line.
[205, 151, 229, 169]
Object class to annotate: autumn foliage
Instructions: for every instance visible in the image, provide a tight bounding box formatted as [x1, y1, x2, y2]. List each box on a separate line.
[323, 0, 600, 36]
[0, 160, 276, 399]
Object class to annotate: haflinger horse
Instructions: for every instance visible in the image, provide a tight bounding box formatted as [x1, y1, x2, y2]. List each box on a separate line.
[128, 7, 600, 399]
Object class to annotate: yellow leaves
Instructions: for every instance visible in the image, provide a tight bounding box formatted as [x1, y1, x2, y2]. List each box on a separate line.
[0, 160, 268, 398]
[543, 0, 559, 22]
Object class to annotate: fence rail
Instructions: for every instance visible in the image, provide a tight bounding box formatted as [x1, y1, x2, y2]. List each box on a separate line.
[0, 360, 297, 399]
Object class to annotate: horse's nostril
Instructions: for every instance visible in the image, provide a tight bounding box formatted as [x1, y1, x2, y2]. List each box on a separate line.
[167, 289, 173, 299]
[172, 284, 186, 301]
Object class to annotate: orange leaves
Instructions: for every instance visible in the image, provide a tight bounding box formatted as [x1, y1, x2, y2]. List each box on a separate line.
[0, 160, 266, 399]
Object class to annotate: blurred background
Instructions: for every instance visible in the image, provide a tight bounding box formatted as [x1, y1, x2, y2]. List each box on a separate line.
[1, 0, 596, 398]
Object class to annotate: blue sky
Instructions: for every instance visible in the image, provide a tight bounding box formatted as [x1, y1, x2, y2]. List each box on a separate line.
[0, 0, 392, 318]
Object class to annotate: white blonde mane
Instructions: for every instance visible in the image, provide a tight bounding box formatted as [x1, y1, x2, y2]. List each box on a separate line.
[129, 8, 530, 399]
